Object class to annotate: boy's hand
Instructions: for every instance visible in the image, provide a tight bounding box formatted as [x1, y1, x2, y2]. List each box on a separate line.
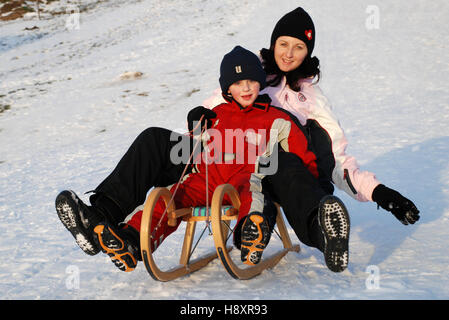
[372, 184, 420, 225]
[188, 106, 216, 132]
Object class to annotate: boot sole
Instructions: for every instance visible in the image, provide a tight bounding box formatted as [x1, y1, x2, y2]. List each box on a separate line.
[319, 196, 350, 273]
[93, 224, 137, 272]
[55, 190, 100, 255]
[240, 213, 270, 266]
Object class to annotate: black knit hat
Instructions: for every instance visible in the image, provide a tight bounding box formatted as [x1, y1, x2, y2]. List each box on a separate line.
[270, 7, 315, 56]
[219, 46, 267, 94]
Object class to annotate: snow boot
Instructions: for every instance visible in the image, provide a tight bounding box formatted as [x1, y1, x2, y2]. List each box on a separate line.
[318, 195, 350, 273]
[55, 190, 103, 255]
[93, 223, 140, 272]
[240, 212, 272, 265]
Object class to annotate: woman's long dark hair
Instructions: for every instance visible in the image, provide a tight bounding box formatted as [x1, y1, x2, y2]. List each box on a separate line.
[260, 47, 320, 92]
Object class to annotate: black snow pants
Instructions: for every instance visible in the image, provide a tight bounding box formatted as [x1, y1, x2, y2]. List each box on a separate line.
[92, 127, 329, 249]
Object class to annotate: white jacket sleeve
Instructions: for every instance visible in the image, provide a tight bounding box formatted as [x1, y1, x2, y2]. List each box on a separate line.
[309, 86, 380, 202]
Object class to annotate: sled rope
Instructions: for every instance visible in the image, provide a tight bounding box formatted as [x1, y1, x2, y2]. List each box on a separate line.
[183, 119, 212, 244]
[204, 124, 212, 235]
[151, 116, 207, 239]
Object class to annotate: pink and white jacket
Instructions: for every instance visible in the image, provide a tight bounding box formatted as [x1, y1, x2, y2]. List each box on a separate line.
[202, 76, 380, 202]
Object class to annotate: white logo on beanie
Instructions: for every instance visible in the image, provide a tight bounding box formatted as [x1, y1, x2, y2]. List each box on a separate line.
[235, 65, 242, 73]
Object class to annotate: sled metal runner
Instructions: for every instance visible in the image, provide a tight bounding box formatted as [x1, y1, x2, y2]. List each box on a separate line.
[140, 184, 300, 281]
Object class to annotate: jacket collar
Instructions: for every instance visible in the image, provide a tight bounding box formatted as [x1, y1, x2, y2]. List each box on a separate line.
[221, 93, 272, 113]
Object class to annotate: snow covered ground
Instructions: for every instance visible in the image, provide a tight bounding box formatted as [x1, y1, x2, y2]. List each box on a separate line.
[1, 0, 448, 300]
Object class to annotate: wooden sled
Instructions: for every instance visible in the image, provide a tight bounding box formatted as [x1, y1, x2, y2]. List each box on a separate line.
[140, 184, 300, 281]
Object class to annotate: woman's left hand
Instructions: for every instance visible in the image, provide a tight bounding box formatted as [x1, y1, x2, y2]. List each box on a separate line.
[372, 184, 420, 225]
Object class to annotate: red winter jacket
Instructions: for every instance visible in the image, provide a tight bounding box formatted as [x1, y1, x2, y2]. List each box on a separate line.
[193, 94, 319, 181]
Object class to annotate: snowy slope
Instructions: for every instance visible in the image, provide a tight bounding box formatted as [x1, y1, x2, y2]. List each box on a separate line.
[1, 0, 448, 300]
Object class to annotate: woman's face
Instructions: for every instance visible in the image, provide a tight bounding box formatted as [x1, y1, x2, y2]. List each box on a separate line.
[274, 36, 308, 72]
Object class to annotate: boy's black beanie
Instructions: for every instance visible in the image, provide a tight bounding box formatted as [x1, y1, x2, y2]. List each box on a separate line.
[270, 7, 315, 56]
[219, 46, 267, 94]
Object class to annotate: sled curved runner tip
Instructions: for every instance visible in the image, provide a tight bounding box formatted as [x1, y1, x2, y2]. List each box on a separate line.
[140, 184, 300, 282]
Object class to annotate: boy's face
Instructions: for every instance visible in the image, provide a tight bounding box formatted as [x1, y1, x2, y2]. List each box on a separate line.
[227, 79, 260, 108]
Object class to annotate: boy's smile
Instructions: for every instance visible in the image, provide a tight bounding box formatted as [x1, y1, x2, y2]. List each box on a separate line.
[228, 79, 260, 108]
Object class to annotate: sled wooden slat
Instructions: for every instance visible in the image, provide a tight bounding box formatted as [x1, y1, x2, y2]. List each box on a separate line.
[274, 204, 295, 250]
[167, 208, 192, 226]
[180, 214, 238, 222]
[179, 220, 196, 266]
[140, 184, 300, 282]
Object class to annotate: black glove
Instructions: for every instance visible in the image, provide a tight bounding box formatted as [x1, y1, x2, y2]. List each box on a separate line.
[187, 106, 216, 133]
[372, 184, 420, 225]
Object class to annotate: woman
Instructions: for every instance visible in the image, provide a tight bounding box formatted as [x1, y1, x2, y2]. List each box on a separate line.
[55, 7, 420, 273]
[202, 7, 420, 268]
